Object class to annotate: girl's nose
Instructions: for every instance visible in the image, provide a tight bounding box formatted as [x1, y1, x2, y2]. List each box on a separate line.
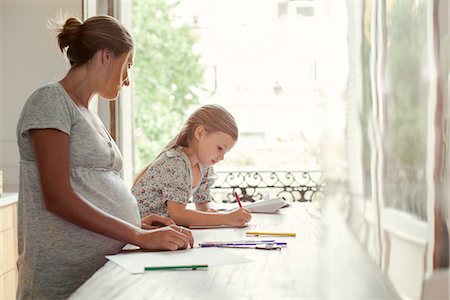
[123, 78, 130, 86]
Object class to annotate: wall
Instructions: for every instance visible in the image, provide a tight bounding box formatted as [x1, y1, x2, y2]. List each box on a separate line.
[0, 0, 82, 192]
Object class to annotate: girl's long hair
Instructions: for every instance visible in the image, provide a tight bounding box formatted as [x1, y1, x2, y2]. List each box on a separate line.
[133, 104, 238, 187]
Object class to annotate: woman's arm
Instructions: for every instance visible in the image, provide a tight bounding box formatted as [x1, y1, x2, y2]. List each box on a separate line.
[167, 200, 251, 227]
[31, 129, 193, 250]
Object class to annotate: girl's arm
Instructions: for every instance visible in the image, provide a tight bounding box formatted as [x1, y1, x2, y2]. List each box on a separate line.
[193, 167, 218, 212]
[195, 201, 217, 212]
[167, 200, 251, 227]
[31, 129, 193, 250]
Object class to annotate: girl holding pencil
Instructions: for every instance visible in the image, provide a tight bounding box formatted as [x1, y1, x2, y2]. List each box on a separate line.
[132, 105, 252, 227]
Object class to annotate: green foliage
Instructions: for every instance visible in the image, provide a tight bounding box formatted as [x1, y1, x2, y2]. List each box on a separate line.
[385, 2, 427, 169]
[132, 0, 204, 172]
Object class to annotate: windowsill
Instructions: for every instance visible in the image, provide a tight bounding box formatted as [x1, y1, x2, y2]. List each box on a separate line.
[0, 193, 19, 208]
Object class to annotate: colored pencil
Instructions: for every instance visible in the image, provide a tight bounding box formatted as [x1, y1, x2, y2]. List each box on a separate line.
[144, 265, 208, 271]
[246, 231, 296, 237]
[234, 192, 242, 208]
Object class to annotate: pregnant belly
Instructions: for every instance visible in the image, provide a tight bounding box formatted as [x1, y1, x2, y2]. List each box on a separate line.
[70, 167, 140, 227]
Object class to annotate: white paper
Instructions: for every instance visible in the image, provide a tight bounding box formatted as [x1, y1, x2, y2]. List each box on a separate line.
[243, 197, 286, 213]
[218, 194, 286, 213]
[106, 247, 252, 274]
[191, 228, 241, 245]
[188, 224, 247, 229]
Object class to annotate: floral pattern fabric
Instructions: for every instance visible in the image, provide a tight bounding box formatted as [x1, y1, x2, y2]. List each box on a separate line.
[132, 146, 215, 218]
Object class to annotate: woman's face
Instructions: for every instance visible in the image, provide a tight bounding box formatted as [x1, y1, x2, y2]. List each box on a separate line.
[100, 50, 133, 100]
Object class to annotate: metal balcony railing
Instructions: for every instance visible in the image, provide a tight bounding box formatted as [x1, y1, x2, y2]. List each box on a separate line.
[211, 170, 325, 203]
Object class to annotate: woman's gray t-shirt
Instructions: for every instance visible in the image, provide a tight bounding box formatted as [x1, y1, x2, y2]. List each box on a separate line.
[16, 82, 140, 299]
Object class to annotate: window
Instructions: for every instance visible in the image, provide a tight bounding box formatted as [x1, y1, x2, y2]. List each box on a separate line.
[129, 0, 348, 180]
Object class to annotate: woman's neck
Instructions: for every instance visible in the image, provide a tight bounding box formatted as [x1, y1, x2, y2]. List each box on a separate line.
[59, 67, 95, 108]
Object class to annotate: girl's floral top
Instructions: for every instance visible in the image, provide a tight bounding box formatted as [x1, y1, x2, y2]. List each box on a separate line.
[132, 146, 215, 218]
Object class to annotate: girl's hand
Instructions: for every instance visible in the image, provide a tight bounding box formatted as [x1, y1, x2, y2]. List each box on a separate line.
[136, 225, 194, 251]
[226, 208, 252, 226]
[141, 213, 175, 230]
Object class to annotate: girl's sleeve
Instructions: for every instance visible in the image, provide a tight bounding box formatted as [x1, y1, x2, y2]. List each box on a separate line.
[18, 85, 73, 138]
[131, 170, 155, 218]
[157, 157, 190, 205]
[192, 166, 215, 203]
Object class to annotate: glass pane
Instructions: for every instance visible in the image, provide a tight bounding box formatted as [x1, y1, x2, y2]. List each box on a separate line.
[130, 0, 348, 180]
[361, 1, 373, 201]
[383, 1, 430, 220]
[131, 1, 205, 171]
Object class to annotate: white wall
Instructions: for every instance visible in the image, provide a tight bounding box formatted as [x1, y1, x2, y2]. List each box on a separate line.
[0, 0, 82, 192]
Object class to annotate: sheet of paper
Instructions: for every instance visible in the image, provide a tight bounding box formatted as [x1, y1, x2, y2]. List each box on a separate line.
[243, 197, 286, 213]
[188, 224, 247, 229]
[191, 228, 241, 245]
[214, 194, 286, 213]
[106, 247, 251, 274]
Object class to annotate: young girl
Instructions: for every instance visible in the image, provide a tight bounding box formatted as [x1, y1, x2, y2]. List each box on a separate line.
[132, 105, 252, 227]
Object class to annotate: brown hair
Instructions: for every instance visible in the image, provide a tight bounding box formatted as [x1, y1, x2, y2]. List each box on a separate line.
[133, 104, 238, 186]
[51, 15, 133, 68]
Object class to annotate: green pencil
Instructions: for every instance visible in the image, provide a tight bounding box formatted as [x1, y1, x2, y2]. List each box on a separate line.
[144, 264, 208, 271]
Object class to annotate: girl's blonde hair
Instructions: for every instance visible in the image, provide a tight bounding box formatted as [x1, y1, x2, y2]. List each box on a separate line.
[50, 15, 134, 68]
[133, 104, 238, 186]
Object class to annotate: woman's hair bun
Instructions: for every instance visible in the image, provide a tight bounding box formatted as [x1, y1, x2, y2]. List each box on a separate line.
[57, 17, 83, 52]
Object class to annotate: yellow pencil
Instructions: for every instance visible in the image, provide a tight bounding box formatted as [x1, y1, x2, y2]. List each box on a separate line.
[246, 231, 296, 237]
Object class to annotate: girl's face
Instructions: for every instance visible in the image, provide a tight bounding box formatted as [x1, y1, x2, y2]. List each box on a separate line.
[195, 128, 236, 166]
[100, 50, 133, 100]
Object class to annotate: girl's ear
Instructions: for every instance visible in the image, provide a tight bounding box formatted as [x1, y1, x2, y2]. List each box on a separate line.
[194, 125, 206, 140]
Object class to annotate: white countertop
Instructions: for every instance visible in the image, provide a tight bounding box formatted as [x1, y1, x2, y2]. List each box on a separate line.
[0, 192, 18, 207]
[71, 203, 321, 299]
[70, 201, 400, 300]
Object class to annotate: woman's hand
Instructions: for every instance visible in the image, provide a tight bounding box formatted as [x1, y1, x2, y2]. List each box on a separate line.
[141, 213, 175, 230]
[225, 207, 252, 226]
[136, 225, 194, 251]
